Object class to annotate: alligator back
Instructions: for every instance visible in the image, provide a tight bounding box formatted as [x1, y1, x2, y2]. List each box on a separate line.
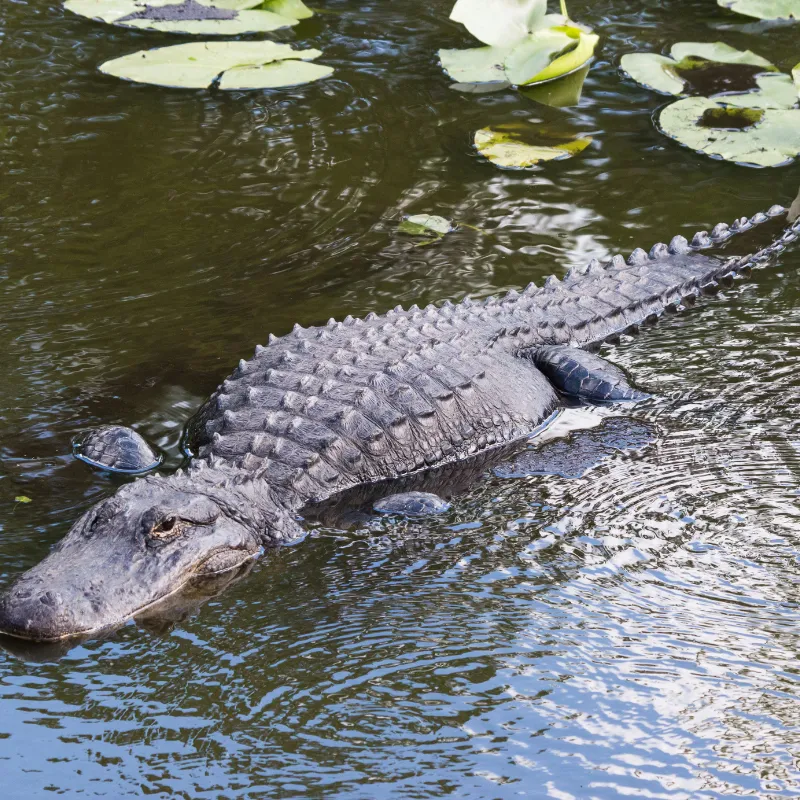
[188, 208, 791, 514]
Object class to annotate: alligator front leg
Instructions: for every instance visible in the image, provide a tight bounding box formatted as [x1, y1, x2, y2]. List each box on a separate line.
[524, 346, 649, 403]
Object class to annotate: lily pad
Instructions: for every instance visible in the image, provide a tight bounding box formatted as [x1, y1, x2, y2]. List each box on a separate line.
[260, 0, 313, 19]
[450, 0, 548, 47]
[520, 62, 591, 106]
[658, 96, 800, 167]
[474, 125, 591, 168]
[398, 215, 453, 236]
[619, 42, 796, 109]
[439, 24, 597, 88]
[99, 41, 332, 90]
[64, 0, 300, 35]
[14, 496, 32, 504]
[795, 62, 800, 94]
[717, 0, 800, 20]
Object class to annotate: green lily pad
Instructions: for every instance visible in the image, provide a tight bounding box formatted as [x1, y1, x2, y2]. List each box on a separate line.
[14, 496, 32, 504]
[658, 96, 800, 167]
[619, 42, 795, 109]
[717, 0, 800, 20]
[64, 0, 300, 35]
[519, 62, 591, 107]
[398, 215, 454, 236]
[474, 125, 591, 168]
[794, 62, 800, 94]
[439, 24, 597, 88]
[450, 0, 549, 47]
[260, 0, 313, 19]
[100, 41, 332, 90]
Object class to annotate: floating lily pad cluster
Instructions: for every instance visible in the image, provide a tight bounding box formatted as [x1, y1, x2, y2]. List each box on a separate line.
[717, 0, 799, 21]
[438, 0, 598, 94]
[622, 42, 800, 167]
[64, 0, 333, 90]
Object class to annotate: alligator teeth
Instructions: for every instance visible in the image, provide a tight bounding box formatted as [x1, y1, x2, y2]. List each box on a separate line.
[627, 248, 648, 265]
[710, 223, 730, 241]
[750, 212, 768, 225]
[691, 231, 712, 248]
[668, 235, 690, 254]
[649, 242, 669, 259]
[767, 204, 786, 217]
[610, 255, 626, 269]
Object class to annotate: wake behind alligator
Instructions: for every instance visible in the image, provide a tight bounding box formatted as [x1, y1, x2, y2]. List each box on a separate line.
[1, 205, 798, 642]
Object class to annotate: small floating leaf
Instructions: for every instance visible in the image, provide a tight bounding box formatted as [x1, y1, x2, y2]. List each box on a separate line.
[398, 215, 453, 236]
[14, 496, 32, 504]
[794, 62, 800, 94]
[474, 125, 591, 169]
[449, 0, 548, 47]
[620, 42, 793, 108]
[99, 41, 331, 90]
[64, 0, 299, 35]
[717, 0, 800, 20]
[658, 96, 800, 167]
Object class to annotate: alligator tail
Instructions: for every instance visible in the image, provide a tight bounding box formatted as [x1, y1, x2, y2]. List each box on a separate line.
[495, 203, 800, 349]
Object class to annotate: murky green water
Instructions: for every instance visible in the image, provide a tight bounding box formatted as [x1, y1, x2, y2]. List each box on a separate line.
[1, 1, 799, 797]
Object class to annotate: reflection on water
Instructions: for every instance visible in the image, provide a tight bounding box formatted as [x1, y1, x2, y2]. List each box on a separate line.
[1, 0, 799, 797]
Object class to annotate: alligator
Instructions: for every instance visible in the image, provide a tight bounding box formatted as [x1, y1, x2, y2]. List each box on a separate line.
[0, 204, 798, 643]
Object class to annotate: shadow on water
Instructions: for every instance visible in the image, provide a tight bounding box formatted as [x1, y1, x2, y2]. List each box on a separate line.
[1, 0, 800, 797]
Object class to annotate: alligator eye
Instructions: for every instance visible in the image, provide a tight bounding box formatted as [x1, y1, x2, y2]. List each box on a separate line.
[151, 516, 186, 539]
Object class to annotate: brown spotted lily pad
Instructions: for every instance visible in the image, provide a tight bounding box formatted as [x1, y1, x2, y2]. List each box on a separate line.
[64, 0, 308, 35]
[658, 96, 800, 167]
[621, 42, 797, 109]
[474, 125, 591, 169]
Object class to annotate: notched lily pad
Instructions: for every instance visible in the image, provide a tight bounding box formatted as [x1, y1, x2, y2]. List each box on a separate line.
[398, 214, 454, 237]
[64, 0, 301, 35]
[439, 24, 598, 89]
[474, 125, 591, 169]
[620, 42, 795, 108]
[658, 96, 800, 167]
[99, 41, 332, 90]
[717, 0, 800, 20]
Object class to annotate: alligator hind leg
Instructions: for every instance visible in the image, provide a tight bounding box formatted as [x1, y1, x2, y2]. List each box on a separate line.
[525, 346, 649, 403]
[73, 425, 162, 474]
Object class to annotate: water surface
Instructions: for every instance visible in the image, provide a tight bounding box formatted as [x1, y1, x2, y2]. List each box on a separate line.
[1, 1, 799, 797]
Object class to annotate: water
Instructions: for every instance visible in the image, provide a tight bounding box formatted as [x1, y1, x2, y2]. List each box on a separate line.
[1, 0, 799, 796]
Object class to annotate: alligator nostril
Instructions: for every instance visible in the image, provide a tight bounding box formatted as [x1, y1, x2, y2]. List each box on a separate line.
[39, 591, 63, 608]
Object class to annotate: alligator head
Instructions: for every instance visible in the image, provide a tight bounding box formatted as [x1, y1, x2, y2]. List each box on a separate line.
[0, 474, 263, 642]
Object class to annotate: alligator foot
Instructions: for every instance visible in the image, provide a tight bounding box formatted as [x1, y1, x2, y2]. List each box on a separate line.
[373, 491, 451, 517]
[527, 346, 650, 403]
[73, 425, 162, 474]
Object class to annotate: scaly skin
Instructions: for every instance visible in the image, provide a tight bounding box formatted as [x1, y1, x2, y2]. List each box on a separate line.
[0, 204, 797, 642]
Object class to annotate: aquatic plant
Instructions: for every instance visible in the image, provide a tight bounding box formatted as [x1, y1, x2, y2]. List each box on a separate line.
[622, 41, 800, 167]
[438, 0, 598, 94]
